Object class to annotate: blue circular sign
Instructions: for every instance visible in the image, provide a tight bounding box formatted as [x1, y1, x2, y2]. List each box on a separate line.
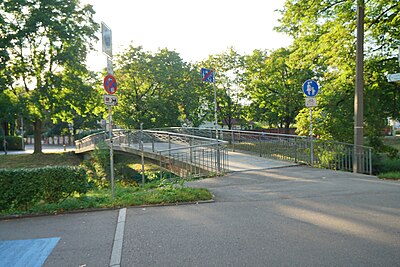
[302, 79, 319, 97]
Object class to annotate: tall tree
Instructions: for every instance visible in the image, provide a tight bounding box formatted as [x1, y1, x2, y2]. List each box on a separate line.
[1, 0, 98, 153]
[243, 48, 314, 132]
[114, 46, 205, 129]
[277, 0, 400, 143]
[200, 48, 245, 129]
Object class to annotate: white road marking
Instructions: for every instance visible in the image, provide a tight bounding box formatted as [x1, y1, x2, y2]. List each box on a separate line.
[110, 208, 126, 267]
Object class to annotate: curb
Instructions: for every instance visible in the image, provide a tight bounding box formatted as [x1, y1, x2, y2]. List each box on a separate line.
[0, 199, 215, 221]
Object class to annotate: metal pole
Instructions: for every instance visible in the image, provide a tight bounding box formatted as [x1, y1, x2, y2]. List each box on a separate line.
[109, 105, 115, 199]
[213, 79, 218, 140]
[140, 123, 145, 187]
[20, 117, 24, 149]
[310, 107, 313, 166]
[369, 148, 372, 175]
[213, 76, 221, 172]
[354, 0, 364, 173]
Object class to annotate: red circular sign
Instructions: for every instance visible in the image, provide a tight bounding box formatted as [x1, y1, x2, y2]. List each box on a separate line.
[103, 74, 117, 94]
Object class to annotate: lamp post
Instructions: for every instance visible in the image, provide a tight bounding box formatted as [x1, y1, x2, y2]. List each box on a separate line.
[354, 0, 364, 173]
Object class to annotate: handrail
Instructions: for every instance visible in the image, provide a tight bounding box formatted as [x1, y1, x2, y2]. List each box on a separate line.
[74, 128, 228, 178]
[155, 127, 373, 174]
[75, 127, 373, 175]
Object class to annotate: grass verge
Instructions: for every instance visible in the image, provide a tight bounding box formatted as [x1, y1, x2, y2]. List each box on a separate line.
[0, 183, 213, 217]
[0, 152, 81, 168]
[0, 152, 214, 218]
[377, 172, 400, 180]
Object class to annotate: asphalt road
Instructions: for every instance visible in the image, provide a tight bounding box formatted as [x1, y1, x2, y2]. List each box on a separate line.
[0, 162, 399, 266]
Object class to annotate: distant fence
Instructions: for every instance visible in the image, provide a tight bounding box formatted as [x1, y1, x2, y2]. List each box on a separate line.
[156, 127, 373, 175]
[25, 136, 74, 145]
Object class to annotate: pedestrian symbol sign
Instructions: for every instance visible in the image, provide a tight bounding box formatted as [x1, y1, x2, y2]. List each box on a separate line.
[302, 79, 319, 97]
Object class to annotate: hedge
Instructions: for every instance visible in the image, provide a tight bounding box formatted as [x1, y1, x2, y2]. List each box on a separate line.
[0, 166, 88, 211]
[0, 136, 24, 150]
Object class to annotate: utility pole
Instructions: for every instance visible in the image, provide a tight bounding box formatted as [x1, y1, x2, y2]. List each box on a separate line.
[354, 0, 364, 173]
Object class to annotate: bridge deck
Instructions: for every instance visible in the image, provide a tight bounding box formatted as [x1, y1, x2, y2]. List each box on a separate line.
[84, 141, 297, 173]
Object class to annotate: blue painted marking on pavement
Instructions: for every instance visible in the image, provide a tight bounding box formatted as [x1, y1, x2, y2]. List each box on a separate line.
[0, 237, 60, 267]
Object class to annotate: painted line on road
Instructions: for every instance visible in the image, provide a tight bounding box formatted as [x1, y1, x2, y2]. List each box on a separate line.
[110, 208, 126, 267]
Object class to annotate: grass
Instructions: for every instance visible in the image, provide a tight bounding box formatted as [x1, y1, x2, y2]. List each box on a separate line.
[383, 136, 400, 151]
[378, 172, 400, 180]
[0, 184, 213, 217]
[0, 152, 82, 168]
[0, 151, 213, 217]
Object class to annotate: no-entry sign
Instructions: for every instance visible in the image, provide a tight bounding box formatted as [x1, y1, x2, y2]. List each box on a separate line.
[103, 74, 117, 94]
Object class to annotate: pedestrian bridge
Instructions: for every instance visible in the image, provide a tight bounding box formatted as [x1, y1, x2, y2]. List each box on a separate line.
[75, 127, 372, 178]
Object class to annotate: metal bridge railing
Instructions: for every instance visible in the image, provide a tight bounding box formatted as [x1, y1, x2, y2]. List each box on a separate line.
[158, 143, 228, 179]
[75, 129, 228, 179]
[157, 127, 373, 175]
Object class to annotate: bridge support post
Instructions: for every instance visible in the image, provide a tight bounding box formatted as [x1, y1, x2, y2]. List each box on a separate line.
[168, 134, 171, 158]
[140, 123, 145, 186]
[231, 131, 235, 151]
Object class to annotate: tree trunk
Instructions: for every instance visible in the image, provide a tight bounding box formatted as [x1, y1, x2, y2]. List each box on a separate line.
[33, 119, 43, 154]
[2, 122, 9, 136]
[284, 122, 290, 134]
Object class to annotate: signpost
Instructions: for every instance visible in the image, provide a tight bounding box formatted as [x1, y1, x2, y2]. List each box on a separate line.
[305, 97, 317, 107]
[104, 74, 117, 94]
[104, 95, 118, 106]
[107, 58, 114, 75]
[102, 22, 115, 199]
[387, 73, 400, 83]
[201, 68, 220, 172]
[302, 79, 319, 166]
[101, 22, 112, 58]
[201, 68, 217, 138]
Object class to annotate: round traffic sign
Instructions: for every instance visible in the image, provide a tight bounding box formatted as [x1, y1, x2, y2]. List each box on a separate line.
[302, 79, 319, 97]
[103, 74, 117, 94]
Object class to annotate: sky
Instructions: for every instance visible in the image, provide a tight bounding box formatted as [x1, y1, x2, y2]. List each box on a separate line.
[82, 0, 293, 71]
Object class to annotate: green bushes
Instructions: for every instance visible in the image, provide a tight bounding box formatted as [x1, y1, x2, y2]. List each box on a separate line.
[0, 166, 88, 211]
[378, 172, 400, 180]
[372, 154, 400, 175]
[0, 136, 23, 150]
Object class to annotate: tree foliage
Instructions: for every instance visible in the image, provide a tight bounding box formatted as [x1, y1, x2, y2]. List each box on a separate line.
[113, 46, 206, 129]
[277, 0, 400, 143]
[0, 0, 99, 152]
[199, 47, 246, 129]
[244, 48, 314, 132]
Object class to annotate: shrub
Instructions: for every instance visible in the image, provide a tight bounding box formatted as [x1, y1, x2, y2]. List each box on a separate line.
[372, 154, 400, 175]
[0, 166, 88, 210]
[378, 172, 400, 180]
[0, 136, 23, 150]
[82, 142, 110, 188]
[367, 135, 398, 158]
